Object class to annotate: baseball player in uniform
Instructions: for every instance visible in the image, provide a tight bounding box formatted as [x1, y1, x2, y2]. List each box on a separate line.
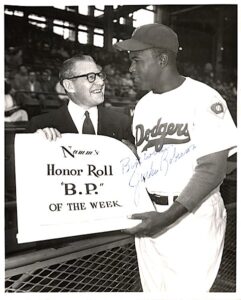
[114, 23, 237, 292]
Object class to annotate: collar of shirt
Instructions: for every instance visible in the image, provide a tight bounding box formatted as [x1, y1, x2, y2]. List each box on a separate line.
[68, 100, 98, 134]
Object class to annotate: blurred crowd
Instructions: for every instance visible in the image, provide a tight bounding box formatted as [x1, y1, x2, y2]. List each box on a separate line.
[5, 17, 237, 123]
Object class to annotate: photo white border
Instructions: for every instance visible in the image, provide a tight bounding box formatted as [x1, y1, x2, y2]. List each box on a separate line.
[1, 1, 240, 299]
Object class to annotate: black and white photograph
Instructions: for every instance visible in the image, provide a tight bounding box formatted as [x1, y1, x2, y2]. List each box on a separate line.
[3, 1, 239, 298]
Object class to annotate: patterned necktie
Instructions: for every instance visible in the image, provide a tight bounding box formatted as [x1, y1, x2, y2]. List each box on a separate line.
[82, 111, 95, 134]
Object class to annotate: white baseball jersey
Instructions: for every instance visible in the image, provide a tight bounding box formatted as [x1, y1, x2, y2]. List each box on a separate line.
[132, 77, 237, 292]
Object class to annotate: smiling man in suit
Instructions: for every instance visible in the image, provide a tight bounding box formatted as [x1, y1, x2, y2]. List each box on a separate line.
[28, 55, 134, 144]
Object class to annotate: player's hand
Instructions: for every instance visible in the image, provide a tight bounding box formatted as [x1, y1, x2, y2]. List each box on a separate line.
[36, 128, 62, 141]
[122, 139, 138, 158]
[123, 202, 188, 237]
[123, 211, 169, 237]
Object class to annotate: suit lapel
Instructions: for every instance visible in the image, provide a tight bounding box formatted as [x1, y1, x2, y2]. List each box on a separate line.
[97, 106, 118, 139]
[58, 104, 78, 133]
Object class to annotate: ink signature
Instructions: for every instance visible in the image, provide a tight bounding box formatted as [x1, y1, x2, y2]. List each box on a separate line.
[120, 144, 196, 189]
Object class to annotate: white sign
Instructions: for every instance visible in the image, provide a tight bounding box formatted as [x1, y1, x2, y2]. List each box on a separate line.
[15, 134, 154, 243]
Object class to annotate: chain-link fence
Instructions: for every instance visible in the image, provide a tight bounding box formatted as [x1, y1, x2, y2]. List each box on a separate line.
[6, 236, 141, 292]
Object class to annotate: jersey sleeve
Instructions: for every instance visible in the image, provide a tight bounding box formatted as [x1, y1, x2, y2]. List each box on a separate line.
[192, 91, 237, 159]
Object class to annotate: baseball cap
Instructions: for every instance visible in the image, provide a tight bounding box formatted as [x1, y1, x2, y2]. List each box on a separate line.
[114, 23, 179, 53]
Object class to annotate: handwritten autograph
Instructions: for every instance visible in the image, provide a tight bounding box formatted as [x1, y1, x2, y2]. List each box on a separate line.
[120, 144, 196, 189]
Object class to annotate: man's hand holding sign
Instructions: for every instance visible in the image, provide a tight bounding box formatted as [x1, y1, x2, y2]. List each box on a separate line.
[36, 127, 62, 141]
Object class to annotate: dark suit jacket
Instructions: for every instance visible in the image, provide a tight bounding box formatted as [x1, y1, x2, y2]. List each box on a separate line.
[28, 104, 134, 143]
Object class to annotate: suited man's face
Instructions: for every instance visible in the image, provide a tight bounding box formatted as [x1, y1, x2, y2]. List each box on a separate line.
[64, 60, 105, 109]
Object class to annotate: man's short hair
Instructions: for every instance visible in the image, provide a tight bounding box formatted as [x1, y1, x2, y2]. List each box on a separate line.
[59, 55, 95, 85]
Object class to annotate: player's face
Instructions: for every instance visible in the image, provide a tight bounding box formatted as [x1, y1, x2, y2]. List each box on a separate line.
[69, 60, 105, 109]
[129, 49, 161, 91]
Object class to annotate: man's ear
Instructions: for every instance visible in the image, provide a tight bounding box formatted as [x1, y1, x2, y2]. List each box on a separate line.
[62, 79, 75, 93]
[159, 53, 168, 67]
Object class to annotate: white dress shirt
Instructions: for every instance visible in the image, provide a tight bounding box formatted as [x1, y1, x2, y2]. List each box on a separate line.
[68, 100, 98, 134]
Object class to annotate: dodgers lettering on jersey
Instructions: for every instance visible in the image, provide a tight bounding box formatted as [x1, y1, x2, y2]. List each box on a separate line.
[135, 117, 190, 152]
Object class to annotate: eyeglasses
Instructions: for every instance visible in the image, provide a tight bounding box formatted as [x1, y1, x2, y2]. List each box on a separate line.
[65, 71, 106, 83]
